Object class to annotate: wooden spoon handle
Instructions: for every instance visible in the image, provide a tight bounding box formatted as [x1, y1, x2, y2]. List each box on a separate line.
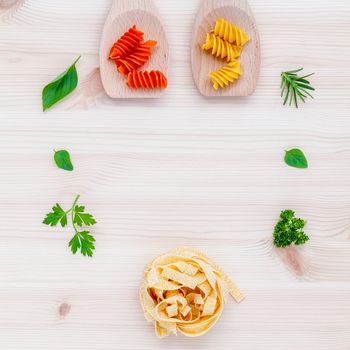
[197, 0, 253, 19]
[191, 0, 260, 96]
[99, 0, 169, 98]
[109, 0, 157, 14]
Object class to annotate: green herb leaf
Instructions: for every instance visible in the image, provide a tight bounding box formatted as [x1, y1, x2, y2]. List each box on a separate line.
[73, 205, 97, 227]
[68, 233, 81, 254]
[281, 68, 315, 108]
[79, 231, 96, 257]
[42, 56, 81, 111]
[43, 195, 97, 257]
[68, 231, 95, 257]
[284, 148, 308, 169]
[43, 203, 68, 227]
[273, 209, 309, 248]
[54, 150, 74, 171]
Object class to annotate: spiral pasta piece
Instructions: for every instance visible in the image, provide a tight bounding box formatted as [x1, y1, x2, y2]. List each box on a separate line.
[202, 33, 242, 62]
[109, 25, 144, 60]
[116, 40, 157, 75]
[127, 70, 168, 89]
[209, 60, 241, 90]
[214, 18, 250, 46]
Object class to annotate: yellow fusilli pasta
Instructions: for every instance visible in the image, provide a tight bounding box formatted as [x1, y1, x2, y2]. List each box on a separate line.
[202, 33, 242, 62]
[208, 60, 241, 90]
[214, 18, 250, 46]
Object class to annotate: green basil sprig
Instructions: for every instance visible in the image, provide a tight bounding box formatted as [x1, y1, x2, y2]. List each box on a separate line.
[284, 149, 308, 169]
[42, 56, 81, 111]
[54, 150, 74, 171]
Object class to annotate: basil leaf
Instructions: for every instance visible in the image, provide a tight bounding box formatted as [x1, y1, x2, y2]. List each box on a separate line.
[54, 150, 74, 171]
[42, 56, 81, 111]
[284, 149, 308, 169]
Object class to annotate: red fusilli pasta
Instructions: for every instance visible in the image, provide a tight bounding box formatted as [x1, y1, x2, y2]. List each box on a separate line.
[109, 25, 144, 60]
[116, 40, 157, 75]
[127, 70, 168, 89]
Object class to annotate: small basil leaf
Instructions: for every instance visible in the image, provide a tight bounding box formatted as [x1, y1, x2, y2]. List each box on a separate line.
[42, 56, 81, 111]
[54, 150, 74, 171]
[284, 149, 308, 169]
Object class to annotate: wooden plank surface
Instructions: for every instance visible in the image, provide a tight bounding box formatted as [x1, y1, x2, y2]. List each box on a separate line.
[0, 0, 349, 349]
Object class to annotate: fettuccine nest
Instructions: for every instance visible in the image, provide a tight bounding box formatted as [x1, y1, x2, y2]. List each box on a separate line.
[140, 247, 244, 337]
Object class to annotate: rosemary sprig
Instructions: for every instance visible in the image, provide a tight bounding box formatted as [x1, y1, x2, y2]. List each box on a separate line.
[281, 68, 315, 108]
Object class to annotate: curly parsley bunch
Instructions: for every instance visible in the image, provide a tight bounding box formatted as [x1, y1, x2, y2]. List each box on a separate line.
[273, 210, 309, 248]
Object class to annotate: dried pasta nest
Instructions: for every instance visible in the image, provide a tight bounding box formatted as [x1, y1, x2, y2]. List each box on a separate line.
[139, 247, 244, 337]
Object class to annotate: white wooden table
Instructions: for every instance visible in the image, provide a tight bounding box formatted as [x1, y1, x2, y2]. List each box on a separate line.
[0, 0, 350, 349]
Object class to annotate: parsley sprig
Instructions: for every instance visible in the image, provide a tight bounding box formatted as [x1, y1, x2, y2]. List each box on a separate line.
[273, 209, 309, 248]
[43, 195, 97, 257]
[281, 68, 315, 108]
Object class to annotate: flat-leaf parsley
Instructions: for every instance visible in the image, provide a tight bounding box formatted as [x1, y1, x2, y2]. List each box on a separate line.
[43, 195, 97, 257]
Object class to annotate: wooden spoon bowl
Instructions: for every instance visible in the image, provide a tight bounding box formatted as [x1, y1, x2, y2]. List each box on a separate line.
[191, 0, 261, 97]
[99, 0, 169, 99]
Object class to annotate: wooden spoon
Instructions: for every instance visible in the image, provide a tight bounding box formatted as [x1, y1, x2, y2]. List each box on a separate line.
[191, 0, 261, 97]
[99, 0, 169, 99]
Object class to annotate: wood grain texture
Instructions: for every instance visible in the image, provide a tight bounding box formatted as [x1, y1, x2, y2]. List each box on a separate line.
[99, 0, 169, 98]
[0, 0, 350, 349]
[191, 0, 260, 96]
